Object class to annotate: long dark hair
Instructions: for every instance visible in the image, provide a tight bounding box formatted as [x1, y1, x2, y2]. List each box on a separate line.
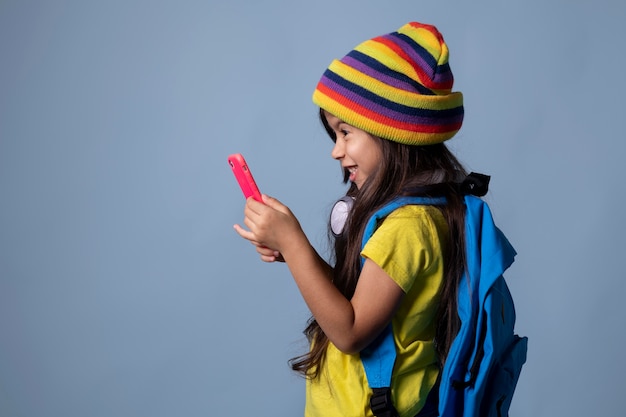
[289, 109, 468, 379]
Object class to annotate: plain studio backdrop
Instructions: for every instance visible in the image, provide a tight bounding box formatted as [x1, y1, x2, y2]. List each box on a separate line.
[1, 1, 625, 416]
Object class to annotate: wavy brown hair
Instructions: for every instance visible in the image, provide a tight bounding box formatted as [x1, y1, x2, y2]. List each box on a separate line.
[289, 109, 468, 379]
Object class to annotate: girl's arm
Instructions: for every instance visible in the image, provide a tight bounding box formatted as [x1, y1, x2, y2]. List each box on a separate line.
[234, 195, 404, 354]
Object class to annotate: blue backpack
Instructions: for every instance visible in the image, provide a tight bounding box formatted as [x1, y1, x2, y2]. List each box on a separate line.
[359, 183, 528, 417]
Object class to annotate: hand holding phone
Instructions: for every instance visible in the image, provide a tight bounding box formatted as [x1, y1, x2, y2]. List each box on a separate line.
[229, 154, 286, 262]
[228, 153, 263, 203]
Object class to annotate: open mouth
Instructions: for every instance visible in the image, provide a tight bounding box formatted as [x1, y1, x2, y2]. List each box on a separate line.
[347, 166, 357, 182]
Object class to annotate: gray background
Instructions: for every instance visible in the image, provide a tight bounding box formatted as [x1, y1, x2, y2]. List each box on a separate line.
[1, 1, 625, 416]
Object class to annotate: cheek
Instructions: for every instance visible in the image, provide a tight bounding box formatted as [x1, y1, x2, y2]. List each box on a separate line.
[364, 144, 383, 168]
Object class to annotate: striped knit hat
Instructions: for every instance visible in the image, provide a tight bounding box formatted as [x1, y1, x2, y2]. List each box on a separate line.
[312, 22, 464, 145]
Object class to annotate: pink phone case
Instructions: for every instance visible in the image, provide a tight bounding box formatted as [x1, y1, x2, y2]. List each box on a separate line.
[228, 153, 263, 203]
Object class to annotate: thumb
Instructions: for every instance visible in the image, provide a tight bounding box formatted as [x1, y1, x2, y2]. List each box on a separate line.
[261, 194, 290, 215]
[261, 194, 281, 208]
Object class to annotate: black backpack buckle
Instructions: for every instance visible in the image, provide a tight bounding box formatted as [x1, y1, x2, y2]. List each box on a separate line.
[370, 388, 399, 417]
[461, 172, 490, 197]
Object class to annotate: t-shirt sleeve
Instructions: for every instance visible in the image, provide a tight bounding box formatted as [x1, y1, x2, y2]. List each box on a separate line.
[361, 205, 447, 293]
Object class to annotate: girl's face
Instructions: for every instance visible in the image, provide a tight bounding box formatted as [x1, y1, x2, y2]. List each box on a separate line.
[324, 111, 383, 190]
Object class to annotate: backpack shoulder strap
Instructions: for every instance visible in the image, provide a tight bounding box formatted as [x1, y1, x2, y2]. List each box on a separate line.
[360, 196, 445, 417]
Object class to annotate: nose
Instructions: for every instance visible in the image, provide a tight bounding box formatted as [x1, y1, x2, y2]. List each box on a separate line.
[331, 139, 344, 160]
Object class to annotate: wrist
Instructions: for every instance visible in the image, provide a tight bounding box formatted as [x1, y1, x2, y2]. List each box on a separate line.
[280, 231, 311, 261]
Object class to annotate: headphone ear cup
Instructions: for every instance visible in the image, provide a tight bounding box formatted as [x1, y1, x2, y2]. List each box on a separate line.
[330, 196, 355, 237]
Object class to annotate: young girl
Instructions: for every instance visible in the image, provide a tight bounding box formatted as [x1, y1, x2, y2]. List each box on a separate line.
[234, 22, 467, 417]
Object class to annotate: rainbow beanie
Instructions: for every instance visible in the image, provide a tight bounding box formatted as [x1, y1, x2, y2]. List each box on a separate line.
[312, 22, 464, 145]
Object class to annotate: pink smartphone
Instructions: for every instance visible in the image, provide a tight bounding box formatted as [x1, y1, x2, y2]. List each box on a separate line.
[228, 153, 263, 203]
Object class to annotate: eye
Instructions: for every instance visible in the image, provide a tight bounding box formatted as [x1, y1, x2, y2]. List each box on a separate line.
[340, 128, 350, 138]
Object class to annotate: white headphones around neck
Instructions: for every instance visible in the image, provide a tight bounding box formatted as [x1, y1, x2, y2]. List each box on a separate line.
[330, 196, 355, 237]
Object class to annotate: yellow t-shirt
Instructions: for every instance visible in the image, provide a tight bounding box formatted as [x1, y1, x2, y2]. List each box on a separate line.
[305, 205, 448, 417]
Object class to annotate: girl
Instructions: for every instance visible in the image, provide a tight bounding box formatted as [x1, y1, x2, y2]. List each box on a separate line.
[234, 22, 467, 417]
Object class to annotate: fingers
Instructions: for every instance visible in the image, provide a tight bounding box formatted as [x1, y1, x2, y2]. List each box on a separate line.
[245, 196, 265, 215]
[234, 223, 278, 252]
[257, 246, 283, 263]
[234, 224, 282, 263]
[256, 245, 280, 258]
[261, 194, 291, 216]
[246, 194, 293, 223]
[237, 194, 299, 257]
[233, 223, 261, 246]
[242, 197, 272, 227]
[233, 223, 250, 239]
[242, 197, 278, 236]
[261, 194, 276, 206]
